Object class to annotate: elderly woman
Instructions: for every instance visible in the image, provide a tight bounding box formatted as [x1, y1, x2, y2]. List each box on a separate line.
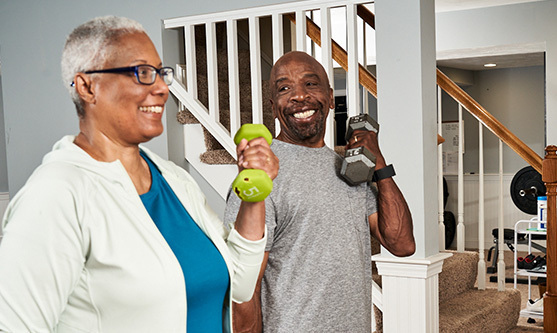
[0, 16, 277, 332]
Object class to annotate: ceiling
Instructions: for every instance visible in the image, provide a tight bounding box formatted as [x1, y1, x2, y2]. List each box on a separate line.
[434, 0, 545, 71]
[436, 46, 545, 71]
[435, 0, 541, 12]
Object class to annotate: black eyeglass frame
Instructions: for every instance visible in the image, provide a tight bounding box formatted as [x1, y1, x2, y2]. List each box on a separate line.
[84, 65, 174, 85]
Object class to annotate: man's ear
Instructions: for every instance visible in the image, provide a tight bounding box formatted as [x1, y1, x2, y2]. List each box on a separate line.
[328, 87, 335, 110]
[74, 73, 96, 105]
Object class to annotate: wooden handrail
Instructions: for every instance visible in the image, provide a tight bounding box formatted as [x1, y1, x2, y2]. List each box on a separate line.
[357, 4, 375, 29]
[543, 146, 557, 332]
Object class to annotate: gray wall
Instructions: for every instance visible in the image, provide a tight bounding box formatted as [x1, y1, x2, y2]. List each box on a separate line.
[0, 0, 297, 199]
[441, 65, 545, 175]
[0, 68, 9, 192]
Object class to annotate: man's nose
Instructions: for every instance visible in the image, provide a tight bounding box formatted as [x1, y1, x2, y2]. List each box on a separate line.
[290, 84, 308, 102]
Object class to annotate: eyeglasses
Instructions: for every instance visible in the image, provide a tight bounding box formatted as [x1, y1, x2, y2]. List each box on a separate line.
[84, 64, 174, 85]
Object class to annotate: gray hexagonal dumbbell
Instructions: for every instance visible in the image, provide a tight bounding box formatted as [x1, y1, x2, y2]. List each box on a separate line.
[341, 114, 379, 185]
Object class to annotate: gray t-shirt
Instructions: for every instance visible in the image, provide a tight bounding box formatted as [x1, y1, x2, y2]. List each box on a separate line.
[224, 140, 377, 332]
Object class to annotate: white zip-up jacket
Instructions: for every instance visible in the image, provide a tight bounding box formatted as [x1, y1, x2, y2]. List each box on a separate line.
[0, 135, 266, 333]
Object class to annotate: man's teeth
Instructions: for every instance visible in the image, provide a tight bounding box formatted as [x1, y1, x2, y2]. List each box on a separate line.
[293, 110, 316, 119]
[139, 106, 163, 113]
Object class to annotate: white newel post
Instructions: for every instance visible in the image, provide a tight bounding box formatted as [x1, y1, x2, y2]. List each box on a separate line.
[374, 253, 452, 333]
[375, 0, 440, 329]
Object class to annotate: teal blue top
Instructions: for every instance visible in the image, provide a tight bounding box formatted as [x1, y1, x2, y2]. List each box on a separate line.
[140, 152, 229, 332]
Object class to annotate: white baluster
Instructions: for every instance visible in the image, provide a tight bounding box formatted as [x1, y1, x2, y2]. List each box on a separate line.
[271, 13, 284, 63]
[226, 19, 240, 137]
[248, 16, 263, 124]
[320, 5, 335, 148]
[497, 139, 506, 291]
[477, 123, 486, 289]
[295, 10, 307, 52]
[346, 3, 359, 118]
[206, 22, 219, 123]
[272, 13, 284, 137]
[457, 104, 465, 252]
[438, 86, 445, 251]
[185, 24, 197, 98]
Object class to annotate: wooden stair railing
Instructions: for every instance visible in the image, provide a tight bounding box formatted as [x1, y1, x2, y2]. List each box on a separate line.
[543, 146, 557, 332]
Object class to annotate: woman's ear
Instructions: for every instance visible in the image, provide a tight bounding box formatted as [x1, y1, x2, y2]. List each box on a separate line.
[74, 73, 96, 105]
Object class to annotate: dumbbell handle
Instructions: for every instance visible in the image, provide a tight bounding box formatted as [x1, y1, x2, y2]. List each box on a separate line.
[341, 114, 379, 185]
[232, 124, 273, 202]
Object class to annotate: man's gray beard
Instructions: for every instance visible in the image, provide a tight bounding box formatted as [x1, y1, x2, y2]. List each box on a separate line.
[287, 116, 325, 141]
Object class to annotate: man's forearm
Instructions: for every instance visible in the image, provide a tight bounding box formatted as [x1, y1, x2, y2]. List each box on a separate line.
[233, 297, 262, 333]
[374, 171, 415, 257]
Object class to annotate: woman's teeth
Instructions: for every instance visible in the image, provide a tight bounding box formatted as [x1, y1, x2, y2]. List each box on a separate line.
[139, 106, 163, 114]
[293, 110, 316, 119]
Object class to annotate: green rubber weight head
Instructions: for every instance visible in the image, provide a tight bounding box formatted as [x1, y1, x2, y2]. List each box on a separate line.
[234, 124, 273, 145]
[232, 169, 273, 202]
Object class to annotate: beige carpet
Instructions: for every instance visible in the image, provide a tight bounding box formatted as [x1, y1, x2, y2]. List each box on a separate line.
[482, 249, 544, 332]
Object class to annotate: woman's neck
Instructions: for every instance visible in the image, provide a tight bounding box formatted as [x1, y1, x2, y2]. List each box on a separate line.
[74, 132, 152, 194]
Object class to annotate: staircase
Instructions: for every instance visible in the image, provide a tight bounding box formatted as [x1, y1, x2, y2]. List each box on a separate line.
[176, 23, 275, 165]
[373, 250, 522, 332]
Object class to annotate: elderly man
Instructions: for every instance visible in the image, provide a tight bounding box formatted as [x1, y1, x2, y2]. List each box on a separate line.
[225, 51, 415, 332]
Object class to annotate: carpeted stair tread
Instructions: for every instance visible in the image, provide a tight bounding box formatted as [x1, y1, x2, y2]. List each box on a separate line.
[439, 250, 478, 303]
[438, 288, 521, 333]
[200, 149, 236, 165]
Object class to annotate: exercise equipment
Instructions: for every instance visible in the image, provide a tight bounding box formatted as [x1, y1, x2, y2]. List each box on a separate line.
[231, 124, 273, 202]
[340, 114, 379, 185]
[486, 228, 546, 274]
[510, 166, 546, 215]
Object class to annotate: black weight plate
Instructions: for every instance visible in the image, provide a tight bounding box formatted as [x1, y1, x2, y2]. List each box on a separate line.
[510, 166, 546, 215]
[443, 211, 456, 249]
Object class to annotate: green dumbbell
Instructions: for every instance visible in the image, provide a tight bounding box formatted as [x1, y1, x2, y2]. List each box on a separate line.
[232, 124, 273, 202]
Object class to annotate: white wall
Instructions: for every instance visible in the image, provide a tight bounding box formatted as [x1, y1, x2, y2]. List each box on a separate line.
[0, 0, 298, 200]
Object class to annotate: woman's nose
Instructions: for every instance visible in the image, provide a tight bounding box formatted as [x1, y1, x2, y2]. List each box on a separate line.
[152, 75, 170, 96]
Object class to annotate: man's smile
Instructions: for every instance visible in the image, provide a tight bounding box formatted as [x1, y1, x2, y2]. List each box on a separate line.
[293, 110, 316, 119]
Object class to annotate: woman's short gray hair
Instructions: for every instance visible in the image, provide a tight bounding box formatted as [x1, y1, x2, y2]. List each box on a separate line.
[61, 16, 146, 117]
